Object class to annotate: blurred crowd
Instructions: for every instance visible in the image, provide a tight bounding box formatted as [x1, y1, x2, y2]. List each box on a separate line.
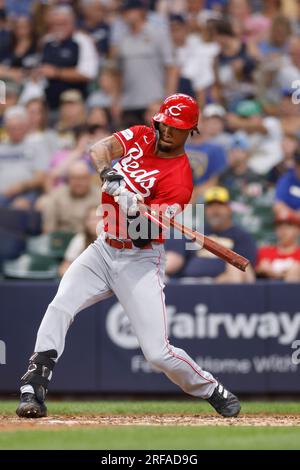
[0, 0, 300, 283]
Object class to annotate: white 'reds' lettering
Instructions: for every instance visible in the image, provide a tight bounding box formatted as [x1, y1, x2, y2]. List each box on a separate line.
[114, 141, 159, 197]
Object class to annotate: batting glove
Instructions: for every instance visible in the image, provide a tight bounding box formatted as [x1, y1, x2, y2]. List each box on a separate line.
[114, 187, 144, 216]
[101, 167, 125, 196]
[103, 179, 126, 196]
[100, 167, 124, 183]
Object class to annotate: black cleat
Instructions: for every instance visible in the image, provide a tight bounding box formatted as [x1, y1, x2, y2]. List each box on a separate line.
[207, 382, 241, 418]
[16, 393, 47, 419]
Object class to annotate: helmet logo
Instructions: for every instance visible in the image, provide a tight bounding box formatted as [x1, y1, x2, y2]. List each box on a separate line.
[167, 104, 188, 117]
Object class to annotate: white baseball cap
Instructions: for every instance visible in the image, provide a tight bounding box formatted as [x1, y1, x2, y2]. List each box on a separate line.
[203, 104, 226, 119]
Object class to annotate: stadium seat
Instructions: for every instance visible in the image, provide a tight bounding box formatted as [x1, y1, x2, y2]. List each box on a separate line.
[26, 232, 75, 259]
[3, 254, 58, 280]
[0, 228, 26, 275]
[0, 207, 42, 235]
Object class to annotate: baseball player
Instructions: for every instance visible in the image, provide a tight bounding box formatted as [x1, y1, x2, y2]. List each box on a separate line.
[16, 94, 240, 419]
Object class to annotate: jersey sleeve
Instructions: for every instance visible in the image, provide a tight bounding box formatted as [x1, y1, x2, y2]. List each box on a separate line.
[113, 126, 146, 157]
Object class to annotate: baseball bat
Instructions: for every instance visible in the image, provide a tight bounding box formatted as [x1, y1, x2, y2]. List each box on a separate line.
[140, 204, 250, 272]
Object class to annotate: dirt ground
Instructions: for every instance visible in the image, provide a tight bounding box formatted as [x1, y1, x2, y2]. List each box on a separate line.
[0, 414, 300, 431]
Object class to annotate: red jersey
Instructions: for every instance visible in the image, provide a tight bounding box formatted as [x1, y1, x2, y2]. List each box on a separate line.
[101, 125, 193, 239]
[257, 245, 300, 274]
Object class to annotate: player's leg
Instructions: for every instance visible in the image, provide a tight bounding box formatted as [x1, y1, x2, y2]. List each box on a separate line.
[17, 240, 113, 418]
[112, 245, 240, 417]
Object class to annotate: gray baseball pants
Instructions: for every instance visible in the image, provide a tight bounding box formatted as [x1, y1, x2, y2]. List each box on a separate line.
[34, 235, 217, 398]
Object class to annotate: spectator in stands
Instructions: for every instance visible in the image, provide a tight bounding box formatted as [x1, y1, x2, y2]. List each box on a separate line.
[47, 122, 108, 191]
[268, 133, 299, 185]
[59, 205, 100, 276]
[112, 0, 177, 127]
[79, 0, 111, 58]
[198, 103, 231, 150]
[38, 5, 99, 110]
[56, 89, 87, 147]
[261, 0, 283, 20]
[25, 98, 60, 162]
[291, 0, 300, 34]
[218, 132, 264, 200]
[0, 106, 48, 210]
[185, 0, 218, 33]
[42, 161, 99, 233]
[165, 186, 257, 283]
[277, 88, 300, 139]
[213, 19, 257, 109]
[4, 0, 35, 17]
[169, 14, 219, 106]
[0, 81, 20, 130]
[86, 62, 121, 126]
[0, 8, 12, 64]
[276, 37, 300, 93]
[0, 15, 38, 84]
[226, 99, 283, 175]
[257, 14, 291, 58]
[86, 106, 110, 131]
[274, 150, 300, 214]
[256, 211, 300, 281]
[227, 0, 270, 44]
[185, 108, 228, 202]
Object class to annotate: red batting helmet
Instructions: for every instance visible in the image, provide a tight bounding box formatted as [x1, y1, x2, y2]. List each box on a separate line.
[152, 94, 199, 130]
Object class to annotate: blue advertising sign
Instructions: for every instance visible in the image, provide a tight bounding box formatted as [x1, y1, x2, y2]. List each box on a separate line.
[0, 281, 299, 394]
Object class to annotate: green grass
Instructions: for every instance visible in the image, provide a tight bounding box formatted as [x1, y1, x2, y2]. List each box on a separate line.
[0, 427, 300, 450]
[0, 400, 299, 450]
[0, 400, 299, 416]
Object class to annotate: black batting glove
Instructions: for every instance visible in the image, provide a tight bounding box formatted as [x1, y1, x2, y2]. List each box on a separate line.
[100, 167, 124, 183]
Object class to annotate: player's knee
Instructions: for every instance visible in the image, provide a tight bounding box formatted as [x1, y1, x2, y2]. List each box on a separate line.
[48, 293, 74, 317]
[144, 348, 170, 372]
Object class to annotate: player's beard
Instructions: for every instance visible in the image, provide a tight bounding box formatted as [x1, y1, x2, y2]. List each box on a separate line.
[157, 142, 173, 153]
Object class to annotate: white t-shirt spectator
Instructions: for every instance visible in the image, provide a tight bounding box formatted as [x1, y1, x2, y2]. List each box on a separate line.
[116, 21, 175, 110]
[0, 140, 47, 193]
[248, 117, 283, 175]
[176, 34, 219, 92]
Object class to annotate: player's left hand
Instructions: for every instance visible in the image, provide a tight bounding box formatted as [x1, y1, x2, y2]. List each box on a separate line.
[114, 187, 144, 216]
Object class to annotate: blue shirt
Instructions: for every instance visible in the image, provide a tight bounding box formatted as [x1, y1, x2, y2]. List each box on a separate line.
[275, 169, 300, 210]
[205, 0, 227, 8]
[185, 142, 227, 186]
[165, 224, 257, 278]
[4, 0, 34, 16]
[0, 30, 12, 63]
[78, 20, 110, 56]
[258, 41, 288, 57]
[42, 36, 86, 109]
